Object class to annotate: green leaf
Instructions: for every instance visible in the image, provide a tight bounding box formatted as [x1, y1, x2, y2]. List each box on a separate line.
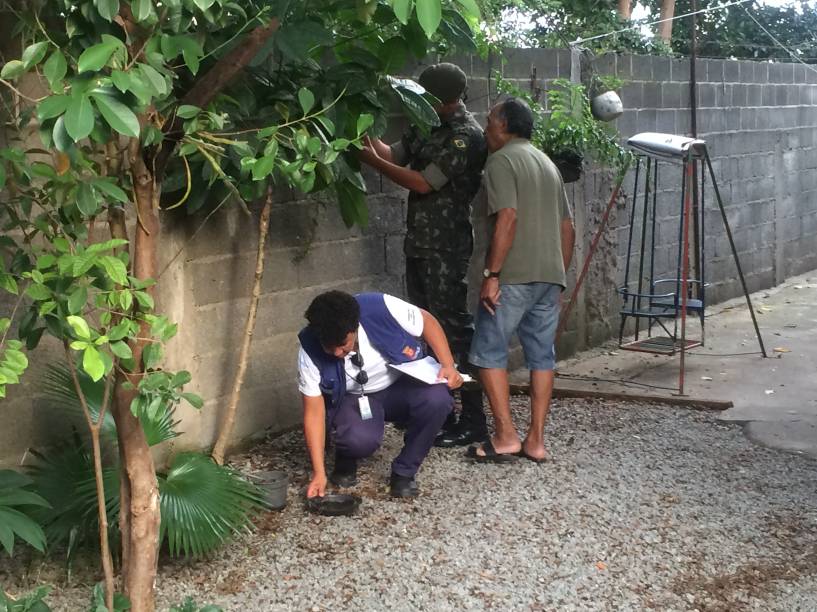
[316, 115, 335, 136]
[134, 291, 154, 310]
[77, 38, 122, 73]
[392, 83, 440, 134]
[22, 42, 49, 69]
[192, 0, 215, 9]
[109, 341, 133, 360]
[356, 113, 374, 136]
[181, 392, 203, 409]
[108, 320, 130, 341]
[0, 507, 47, 553]
[176, 105, 201, 119]
[0, 273, 18, 295]
[99, 255, 128, 285]
[120, 290, 133, 311]
[37, 95, 69, 121]
[252, 154, 276, 181]
[52, 116, 73, 152]
[131, 0, 156, 22]
[276, 22, 332, 61]
[64, 95, 95, 142]
[43, 51, 68, 92]
[392, 0, 414, 24]
[335, 180, 369, 228]
[76, 182, 100, 216]
[298, 88, 315, 115]
[456, 0, 480, 19]
[82, 346, 105, 381]
[26, 283, 51, 301]
[36, 254, 56, 270]
[1, 60, 26, 79]
[95, 0, 120, 21]
[138, 63, 168, 96]
[93, 179, 129, 203]
[415, 0, 442, 38]
[176, 37, 202, 75]
[68, 286, 88, 314]
[53, 237, 71, 253]
[91, 92, 140, 137]
[67, 315, 91, 340]
[142, 342, 162, 369]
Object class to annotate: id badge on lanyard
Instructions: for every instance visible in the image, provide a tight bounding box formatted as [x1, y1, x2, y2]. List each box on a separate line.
[358, 396, 372, 420]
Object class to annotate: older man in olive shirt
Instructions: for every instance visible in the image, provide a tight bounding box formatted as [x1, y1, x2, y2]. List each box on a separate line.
[467, 98, 575, 464]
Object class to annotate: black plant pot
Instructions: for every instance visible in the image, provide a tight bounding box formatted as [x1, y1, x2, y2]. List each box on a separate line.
[553, 152, 584, 184]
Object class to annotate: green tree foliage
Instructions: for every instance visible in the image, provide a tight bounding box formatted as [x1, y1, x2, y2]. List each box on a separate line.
[479, 0, 670, 53]
[671, 0, 817, 61]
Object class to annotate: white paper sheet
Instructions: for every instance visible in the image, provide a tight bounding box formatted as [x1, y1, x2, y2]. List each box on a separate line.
[389, 356, 473, 385]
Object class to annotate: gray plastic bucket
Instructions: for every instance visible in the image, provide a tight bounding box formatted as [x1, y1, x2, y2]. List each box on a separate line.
[255, 470, 288, 511]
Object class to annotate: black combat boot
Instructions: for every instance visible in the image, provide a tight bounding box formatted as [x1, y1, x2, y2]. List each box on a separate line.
[389, 472, 419, 498]
[434, 388, 488, 447]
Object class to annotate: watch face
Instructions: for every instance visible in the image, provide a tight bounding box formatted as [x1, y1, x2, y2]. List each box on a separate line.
[483, 269, 490, 278]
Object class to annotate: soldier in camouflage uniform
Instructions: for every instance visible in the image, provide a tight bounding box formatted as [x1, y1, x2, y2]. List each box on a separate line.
[360, 63, 489, 447]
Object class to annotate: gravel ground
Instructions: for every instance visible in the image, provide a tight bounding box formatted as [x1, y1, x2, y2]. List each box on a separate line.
[5, 397, 817, 611]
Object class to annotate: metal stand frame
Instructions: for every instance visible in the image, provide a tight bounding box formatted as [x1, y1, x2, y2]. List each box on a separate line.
[556, 133, 767, 396]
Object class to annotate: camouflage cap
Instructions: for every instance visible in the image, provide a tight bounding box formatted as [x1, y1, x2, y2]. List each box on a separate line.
[418, 63, 467, 104]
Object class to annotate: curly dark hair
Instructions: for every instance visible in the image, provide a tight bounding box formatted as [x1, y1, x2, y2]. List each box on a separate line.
[304, 290, 360, 349]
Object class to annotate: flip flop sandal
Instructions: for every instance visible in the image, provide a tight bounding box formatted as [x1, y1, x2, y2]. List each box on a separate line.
[515, 450, 548, 464]
[465, 439, 518, 463]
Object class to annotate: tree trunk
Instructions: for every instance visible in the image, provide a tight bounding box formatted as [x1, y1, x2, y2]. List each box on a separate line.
[110, 139, 162, 612]
[658, 0, 676, 42]
[617, 0, 631, 19]
[211, 185, 273, 465]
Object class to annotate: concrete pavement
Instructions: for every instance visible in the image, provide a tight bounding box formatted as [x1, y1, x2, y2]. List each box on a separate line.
[549, 272, 817, 457]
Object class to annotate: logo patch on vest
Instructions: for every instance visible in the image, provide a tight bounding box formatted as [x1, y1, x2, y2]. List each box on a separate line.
[402, 345, 416, 358]
[453, 138, 467, 150]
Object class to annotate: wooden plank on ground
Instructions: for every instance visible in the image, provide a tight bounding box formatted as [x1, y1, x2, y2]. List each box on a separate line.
[508, 384, 733, 411]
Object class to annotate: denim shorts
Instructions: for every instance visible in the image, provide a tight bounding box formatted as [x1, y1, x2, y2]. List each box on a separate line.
[469, 282, 561, 371]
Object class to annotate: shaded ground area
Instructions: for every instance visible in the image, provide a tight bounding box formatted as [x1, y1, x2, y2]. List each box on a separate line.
[6, 397, 816, 611]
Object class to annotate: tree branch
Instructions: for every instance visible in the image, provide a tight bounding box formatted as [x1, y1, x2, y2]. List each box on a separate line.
[152, 17, 281, 180]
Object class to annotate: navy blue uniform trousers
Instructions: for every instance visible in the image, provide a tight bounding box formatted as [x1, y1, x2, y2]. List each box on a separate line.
[330, 376, 453, 477]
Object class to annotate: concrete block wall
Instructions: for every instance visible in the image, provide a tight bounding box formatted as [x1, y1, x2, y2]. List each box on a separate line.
[3, 49, 817, 464]
[469, 50, 817, 354]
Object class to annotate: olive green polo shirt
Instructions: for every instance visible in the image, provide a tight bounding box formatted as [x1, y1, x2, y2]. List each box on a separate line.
[483, 138, 573, 287]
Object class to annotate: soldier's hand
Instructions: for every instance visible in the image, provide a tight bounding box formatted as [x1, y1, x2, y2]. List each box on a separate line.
[480, 278, 501, 315]
[358, 143, 378, 166]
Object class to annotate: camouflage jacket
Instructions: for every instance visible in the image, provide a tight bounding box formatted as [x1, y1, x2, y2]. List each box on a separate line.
[393, 102, 487, 258]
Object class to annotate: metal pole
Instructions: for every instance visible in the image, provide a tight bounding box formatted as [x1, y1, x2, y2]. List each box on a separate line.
[690, 0, 702, 298]
[635, 158, 652, 341]
[678, 150, 695, 395]
[556, 160, 631, 343]
[704, 151, 768, 358]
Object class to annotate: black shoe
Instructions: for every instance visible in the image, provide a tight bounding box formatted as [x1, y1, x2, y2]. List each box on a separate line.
[389, 472, 419, 498]
[433, 427, 488, 448]
[330, 456, 358, 488]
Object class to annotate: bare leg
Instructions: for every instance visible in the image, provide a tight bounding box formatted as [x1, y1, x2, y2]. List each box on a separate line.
[477, 367, 521, 455]
[522, 369, 554, 460]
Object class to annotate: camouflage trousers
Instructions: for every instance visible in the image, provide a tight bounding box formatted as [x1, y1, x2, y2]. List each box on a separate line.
[405, 256, 486, 432]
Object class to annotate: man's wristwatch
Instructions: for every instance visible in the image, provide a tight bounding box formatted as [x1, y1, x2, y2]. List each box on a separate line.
[482, 268, 500, 279]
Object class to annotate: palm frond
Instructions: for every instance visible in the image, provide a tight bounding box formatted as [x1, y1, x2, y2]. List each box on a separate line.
[0, 470, 49, 557]
[26, 438, 120, 561]
[41, 363, 181, 446]
[41, 364, 117, 442]
[158, 453, 267, 558]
